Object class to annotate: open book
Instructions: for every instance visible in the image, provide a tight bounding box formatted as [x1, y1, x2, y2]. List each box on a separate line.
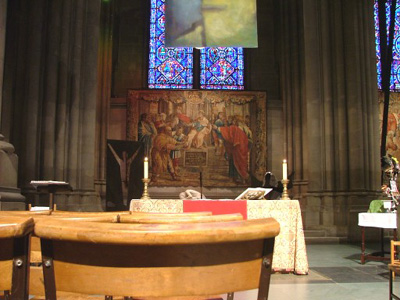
[235, 188, 272, 200]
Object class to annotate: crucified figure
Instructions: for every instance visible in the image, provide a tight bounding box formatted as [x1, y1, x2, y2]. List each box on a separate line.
[107, 143, 140, 189]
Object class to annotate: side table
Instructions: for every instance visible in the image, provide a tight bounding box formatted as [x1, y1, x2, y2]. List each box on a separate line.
[30, 181, 72, 210]
[358, 212, 397, 264]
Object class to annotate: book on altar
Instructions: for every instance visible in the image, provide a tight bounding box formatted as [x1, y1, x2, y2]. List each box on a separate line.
[235, 188, 272, 200]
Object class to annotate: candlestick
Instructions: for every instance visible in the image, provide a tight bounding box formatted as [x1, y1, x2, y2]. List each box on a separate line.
[283, 159, 288, 180]
[281, 179, 290, 200]
[141, 178, 151, 200]
[144, 157, 148, 179]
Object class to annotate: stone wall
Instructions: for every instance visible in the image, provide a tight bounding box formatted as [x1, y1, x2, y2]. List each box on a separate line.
[2, 1, 103, 211]
[279, 0, 381, 240]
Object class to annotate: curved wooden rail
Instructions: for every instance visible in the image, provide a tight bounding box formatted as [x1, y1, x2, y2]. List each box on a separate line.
[119, 213, 243, 224]
[34, 218, 280, 245]
[35, 218, 280, 299]
[0, 216, 35, 238]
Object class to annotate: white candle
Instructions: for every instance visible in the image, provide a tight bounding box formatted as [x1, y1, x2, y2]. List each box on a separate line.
[283, 159, 288, 180]
[144, 157, 149, 179]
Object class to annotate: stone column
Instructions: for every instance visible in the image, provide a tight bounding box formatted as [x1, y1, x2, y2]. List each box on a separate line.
[280, 0, 380, 239]
[95, 0, 114, 207]
[0, 0, 5, 120]
[0, 1, 25, 209]
[279, 0, 309, 202]
[2, 1, 103, 211]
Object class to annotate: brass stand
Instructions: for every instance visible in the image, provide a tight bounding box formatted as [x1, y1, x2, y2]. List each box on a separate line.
[281, 179, 290, 200]
[141, 178, 151, 200]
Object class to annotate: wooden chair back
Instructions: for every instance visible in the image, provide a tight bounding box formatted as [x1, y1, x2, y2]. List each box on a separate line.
[34, 218, 280, 299]
[389, 240, 400, 299]
[119, 213, 243, 224]
[0, 211, 120, 297]
[0, 216, 34, 300]
[391, 240, 400, 266]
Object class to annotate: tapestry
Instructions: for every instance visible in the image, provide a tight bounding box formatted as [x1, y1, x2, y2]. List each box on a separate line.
[380, 92, 400, 159]
[106, 140, 144, 211]
[127, 90, 266, 188]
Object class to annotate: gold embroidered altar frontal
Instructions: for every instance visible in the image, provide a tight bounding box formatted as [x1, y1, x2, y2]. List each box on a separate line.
[130, 199, 309, 275]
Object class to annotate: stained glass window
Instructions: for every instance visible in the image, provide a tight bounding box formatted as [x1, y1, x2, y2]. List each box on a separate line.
[200, 47, 244, 90]
[374, 0, 400, 91]
[148, 0, 193, 89]
[148, 0, 245, 90]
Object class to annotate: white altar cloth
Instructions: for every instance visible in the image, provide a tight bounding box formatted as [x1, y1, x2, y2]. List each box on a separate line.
[358, 212, 397, 229]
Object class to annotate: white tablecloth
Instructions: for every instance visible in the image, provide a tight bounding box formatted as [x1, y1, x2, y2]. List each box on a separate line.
[130, 199, 309, 274]
[358, 212, 397, 229]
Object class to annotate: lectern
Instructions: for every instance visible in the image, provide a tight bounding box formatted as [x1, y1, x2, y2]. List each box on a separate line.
[30, 181, 72, 210]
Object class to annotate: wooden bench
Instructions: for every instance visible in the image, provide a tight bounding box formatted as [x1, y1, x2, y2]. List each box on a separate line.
[0, 211, 122, 298]
[0, 210, 229, 299]
[0, 216, 34, 300]
[34, 218, 280, 300]
[118, 213, 243, 224]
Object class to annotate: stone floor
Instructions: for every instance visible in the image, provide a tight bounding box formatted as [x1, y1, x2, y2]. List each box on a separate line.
[224, 242, 396, 300]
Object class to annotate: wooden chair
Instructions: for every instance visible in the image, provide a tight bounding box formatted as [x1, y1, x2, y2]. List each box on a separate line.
[118, 213, 243, 224]
[0, 216, 34, 300]
[0, 211, 121, 299]
[34, 218, 280, 300]
[389, 240, 400, 299]
[0, 210, 215, 299]
[117, 213, 243, 300]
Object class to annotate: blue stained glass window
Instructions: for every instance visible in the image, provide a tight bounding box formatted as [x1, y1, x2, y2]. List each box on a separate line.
[148, 0, 193, 89]
[374, 0, 400, 91]
[200, 47, 244, 90]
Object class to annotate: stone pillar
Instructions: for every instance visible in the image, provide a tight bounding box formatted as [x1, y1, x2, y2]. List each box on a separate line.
[2, 1, 103, 211]
[0, 1, 25, 210]
[279, 0, 309, 203]
[0, 134, 25, 209]
[280, 0, 381, 239]
[95, 0, 114, 208]
[0, 0, 5, 120]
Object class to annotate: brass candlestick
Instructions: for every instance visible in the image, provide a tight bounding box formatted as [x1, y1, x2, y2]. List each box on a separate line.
[141, 178, 151, 200]
[281, 179, 290, 200]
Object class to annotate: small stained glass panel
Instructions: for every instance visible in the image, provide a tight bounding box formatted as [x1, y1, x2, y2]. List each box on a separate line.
[200, 47, 244, 90]
[148, 0, 193, 89]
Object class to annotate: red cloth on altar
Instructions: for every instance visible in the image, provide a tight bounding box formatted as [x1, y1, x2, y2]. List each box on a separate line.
[183, 200, 248, 219]
[219, 125, 249, 179]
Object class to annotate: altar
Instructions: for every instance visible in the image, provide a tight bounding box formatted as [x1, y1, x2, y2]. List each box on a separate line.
[130, 199, 309, 275]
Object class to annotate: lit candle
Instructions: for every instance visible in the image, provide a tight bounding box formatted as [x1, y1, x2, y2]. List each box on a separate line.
[144, 157, 149, 179]
[282, 159, 288, 180]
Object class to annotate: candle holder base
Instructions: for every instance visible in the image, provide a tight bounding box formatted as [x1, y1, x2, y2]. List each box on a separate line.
[281, 179, 290, 200]
[141, 178, 151, 200]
